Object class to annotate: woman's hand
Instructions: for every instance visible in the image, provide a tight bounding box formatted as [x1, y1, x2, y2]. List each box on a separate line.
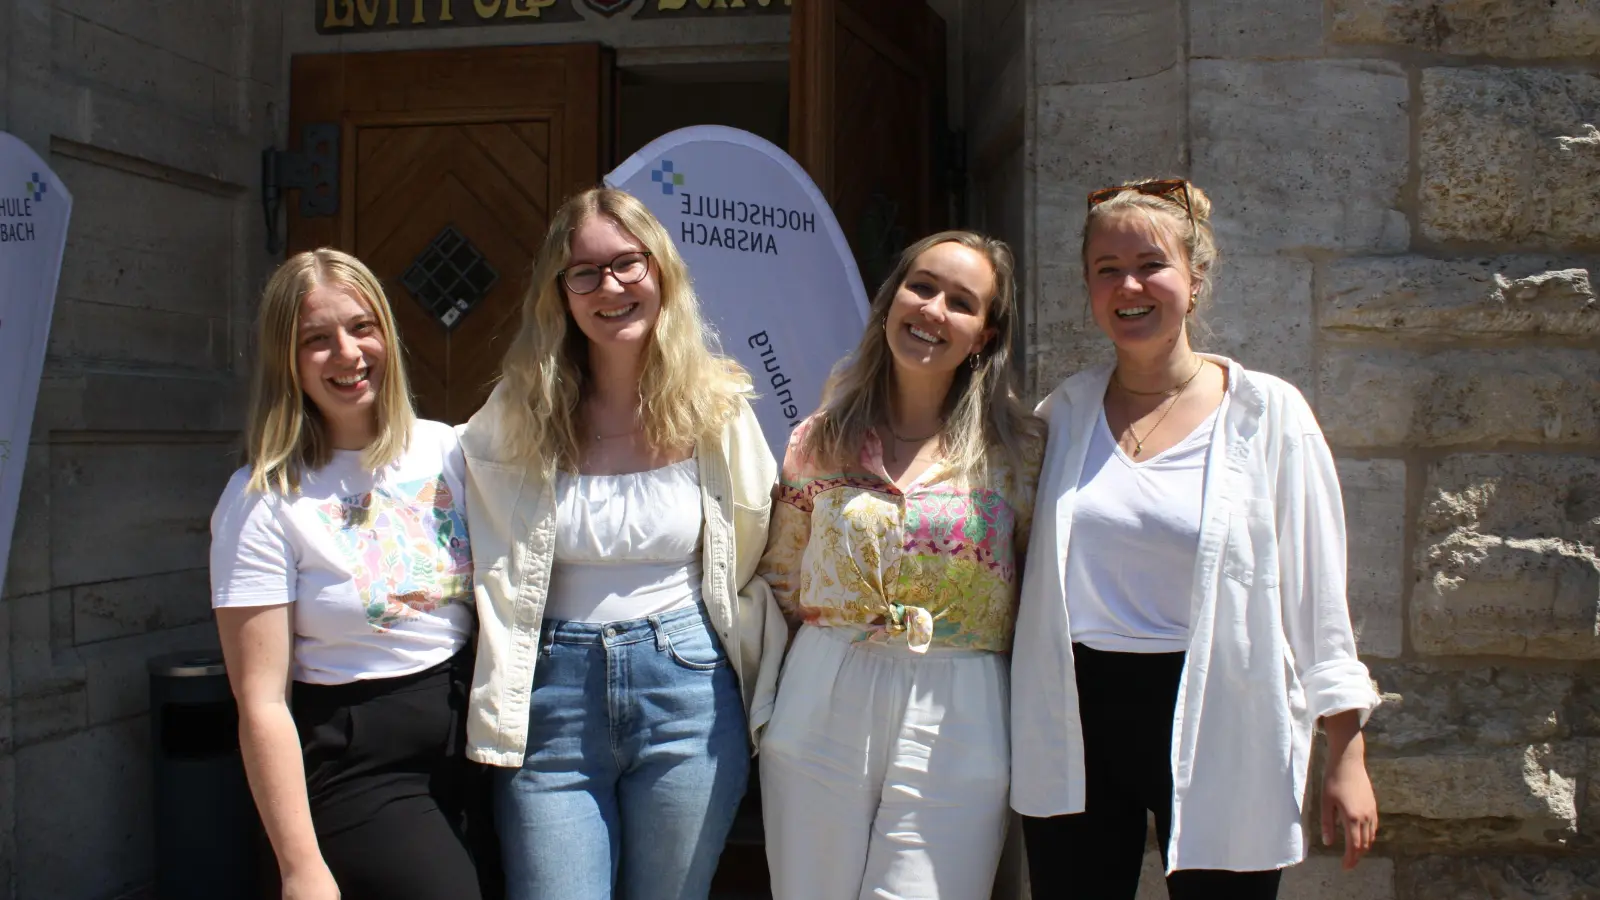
[1320, 710, 1378, 869]
[281, 860, 341, 900]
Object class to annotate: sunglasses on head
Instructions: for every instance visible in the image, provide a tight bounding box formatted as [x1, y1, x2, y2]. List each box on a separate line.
[1087, 179, 1195, 229]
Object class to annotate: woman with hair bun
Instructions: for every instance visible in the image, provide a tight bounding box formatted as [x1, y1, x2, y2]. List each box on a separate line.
[1011, 180, 1380, 898]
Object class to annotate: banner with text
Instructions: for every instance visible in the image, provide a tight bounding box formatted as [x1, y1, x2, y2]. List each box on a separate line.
[0, 132, 72, 592]
[606, 125, 869, 463]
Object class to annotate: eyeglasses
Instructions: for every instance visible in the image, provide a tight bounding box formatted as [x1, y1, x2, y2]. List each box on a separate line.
[559, 251, 653, 295]
[1087, 179, 1194, 229]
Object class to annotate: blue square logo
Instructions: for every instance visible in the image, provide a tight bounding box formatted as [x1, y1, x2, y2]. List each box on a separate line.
[650, 161, 685, 195]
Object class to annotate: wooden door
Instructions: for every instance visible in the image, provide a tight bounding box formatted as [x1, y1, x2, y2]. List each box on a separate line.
[790, 0, 948, 292]
[287, 45, 612, 424]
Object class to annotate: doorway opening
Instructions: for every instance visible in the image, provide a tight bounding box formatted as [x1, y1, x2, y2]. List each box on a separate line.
[614, 59, 789, 167]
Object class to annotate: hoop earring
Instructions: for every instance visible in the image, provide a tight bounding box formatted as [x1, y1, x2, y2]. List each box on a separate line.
[968, 354, 981, 371]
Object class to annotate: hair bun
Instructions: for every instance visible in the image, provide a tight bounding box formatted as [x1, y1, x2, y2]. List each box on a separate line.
[1183, 182, 1213, 225]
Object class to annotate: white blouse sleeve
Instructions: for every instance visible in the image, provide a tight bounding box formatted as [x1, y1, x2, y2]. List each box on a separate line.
[1275, 408, 1381, 726]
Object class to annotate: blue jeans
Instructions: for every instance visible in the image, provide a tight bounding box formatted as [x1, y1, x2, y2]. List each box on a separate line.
[493, 603, 750, 900]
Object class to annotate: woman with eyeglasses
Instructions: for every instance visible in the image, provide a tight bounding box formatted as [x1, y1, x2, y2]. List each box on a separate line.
[756, 231, 1043, 898]
[1010, 179, 1380, 898]
[456, 187, 784, 900]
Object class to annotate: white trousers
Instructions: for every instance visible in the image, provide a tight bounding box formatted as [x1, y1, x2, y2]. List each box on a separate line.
[760, 625, 1010, 900]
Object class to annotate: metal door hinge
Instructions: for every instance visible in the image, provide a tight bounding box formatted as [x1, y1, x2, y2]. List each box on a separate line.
[262, 124, 340, 253]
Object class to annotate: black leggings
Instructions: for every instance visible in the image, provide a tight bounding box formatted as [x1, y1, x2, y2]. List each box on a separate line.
[293, 651, 487, 900]
[1021, 645, 1282, 900]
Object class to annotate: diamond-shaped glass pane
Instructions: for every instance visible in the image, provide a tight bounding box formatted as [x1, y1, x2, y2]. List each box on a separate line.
[401, 226, 498, 330]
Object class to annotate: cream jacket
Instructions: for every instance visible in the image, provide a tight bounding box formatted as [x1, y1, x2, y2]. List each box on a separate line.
[1010, 355, 1381, 872]
[458, 383, 786, 767]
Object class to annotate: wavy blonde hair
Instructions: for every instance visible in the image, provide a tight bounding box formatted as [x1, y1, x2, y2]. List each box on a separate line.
[804, 230, 1041, 481]
[493, 187, 747, 472]
[244, 248, 415, 495]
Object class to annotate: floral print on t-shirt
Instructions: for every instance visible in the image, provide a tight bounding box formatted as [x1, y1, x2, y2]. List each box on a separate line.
[317, 474, 472, 631]
[758, 418, 1043, 653]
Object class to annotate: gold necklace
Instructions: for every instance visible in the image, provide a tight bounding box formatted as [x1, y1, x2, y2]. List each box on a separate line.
[583, 400, 641, 442]
[1121, 359, 1206, 456]
[1112, 357, 1206, 396]
[592, 426, 640, 441]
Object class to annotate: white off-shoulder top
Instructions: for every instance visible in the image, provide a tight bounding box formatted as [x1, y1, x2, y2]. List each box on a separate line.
[544, 457, 705, 623]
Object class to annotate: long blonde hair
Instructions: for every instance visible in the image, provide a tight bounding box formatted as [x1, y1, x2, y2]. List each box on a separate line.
[244, 248, 415, 495]
[493, 187, 747, 472]
[803, 230, 1040, 481]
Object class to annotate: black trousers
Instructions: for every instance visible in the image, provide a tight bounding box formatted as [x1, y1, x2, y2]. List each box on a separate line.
[1021, 645, 1282, 900]
[293, 650, 488, 900]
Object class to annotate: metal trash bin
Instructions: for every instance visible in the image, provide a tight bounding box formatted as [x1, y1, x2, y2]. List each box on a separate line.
[149, 652, 262, 899]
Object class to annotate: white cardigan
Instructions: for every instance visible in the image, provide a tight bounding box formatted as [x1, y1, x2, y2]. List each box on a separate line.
[457, 384, 787, 767]
[1010, 355, 1380, 873]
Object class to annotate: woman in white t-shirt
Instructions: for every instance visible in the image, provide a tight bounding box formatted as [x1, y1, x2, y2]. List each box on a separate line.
[210, 249, 482, 900]
[1010, 180, 1381, 898]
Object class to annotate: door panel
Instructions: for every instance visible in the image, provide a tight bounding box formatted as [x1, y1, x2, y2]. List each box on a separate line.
[287, 45, 609, 424]
[790, 0, 947, 291]
[353, 121, 553, 421]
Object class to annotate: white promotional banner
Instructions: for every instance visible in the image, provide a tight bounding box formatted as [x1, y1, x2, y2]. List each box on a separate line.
[606, 126, 870, 463]
[0, 132, 72, 592]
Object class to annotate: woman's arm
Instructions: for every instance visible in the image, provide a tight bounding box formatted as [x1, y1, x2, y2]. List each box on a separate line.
[755, 426, 816, 627]
[758, 492, 811, 627]
[1321, 710, 1377, 869]
[1274, 398, 1383, 869]
[215, 605, 340, 900]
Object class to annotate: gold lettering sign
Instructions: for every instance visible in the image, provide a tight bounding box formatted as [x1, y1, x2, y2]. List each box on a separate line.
[318, 0, 575, 32]
[318, 0, 787, 32]
[636, 0, 789, 16]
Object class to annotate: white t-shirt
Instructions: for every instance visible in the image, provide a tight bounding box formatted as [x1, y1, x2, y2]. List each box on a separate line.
[545, 456, 704, 623]
[1065, 399, 1226, 653]
[209, 420, 474, 685]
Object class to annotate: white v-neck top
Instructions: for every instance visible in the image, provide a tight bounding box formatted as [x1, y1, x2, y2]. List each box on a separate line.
[1011, 356, 1381, 873]
[545, 457, 704, 623]
[1065, 400, 1227, 652]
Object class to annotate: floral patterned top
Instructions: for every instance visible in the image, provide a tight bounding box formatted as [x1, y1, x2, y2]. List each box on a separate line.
[758, 417, 1044, 653]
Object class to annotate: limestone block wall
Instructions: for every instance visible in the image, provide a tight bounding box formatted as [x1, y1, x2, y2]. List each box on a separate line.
[962, 0, 1026, 248]
[1025, 0, 1600, 896]
[0, 1, 282, 897]
[960, 0, 1028, 374]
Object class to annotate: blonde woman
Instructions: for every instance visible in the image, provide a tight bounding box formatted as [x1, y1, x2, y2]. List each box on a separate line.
[458, 187, 784, 900]
[209, 250, 481, 900]
[1011, 180, 1380, 898]
[757, 231, 1043, 898]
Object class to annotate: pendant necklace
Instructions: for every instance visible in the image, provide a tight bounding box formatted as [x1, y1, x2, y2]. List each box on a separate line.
[1121, 358, 1205, 457]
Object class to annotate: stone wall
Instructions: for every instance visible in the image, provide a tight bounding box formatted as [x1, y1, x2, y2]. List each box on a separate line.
[1026, 0, 1600, 896]
[0, 1, 282, 897]
[962, 0, 1028, 370]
